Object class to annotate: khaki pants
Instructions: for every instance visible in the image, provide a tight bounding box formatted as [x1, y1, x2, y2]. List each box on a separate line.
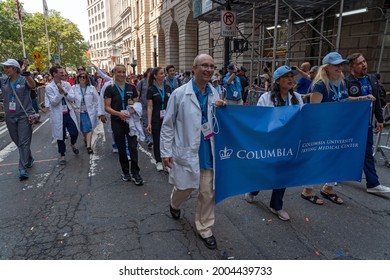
[225, 99, 243, 105]
[170, 170, 215, 238]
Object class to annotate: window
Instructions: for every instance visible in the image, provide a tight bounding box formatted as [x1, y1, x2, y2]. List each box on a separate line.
[99, 23, 101, 29]
[102, 12, 104, 19]
[101, 2, 103, 9]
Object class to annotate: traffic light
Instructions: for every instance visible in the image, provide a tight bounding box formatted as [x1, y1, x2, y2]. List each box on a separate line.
[233, 39, 249, 53]
[15, 0, 22, 21]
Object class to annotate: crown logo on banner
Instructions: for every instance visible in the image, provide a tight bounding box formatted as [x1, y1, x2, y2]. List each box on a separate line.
[219, 147, 233, 160]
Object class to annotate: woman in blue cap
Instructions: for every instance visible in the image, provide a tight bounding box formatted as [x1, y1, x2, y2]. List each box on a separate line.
[245, 65, 303, 221]
[0, 58, 36, 180]
[301, 51, 350, 205]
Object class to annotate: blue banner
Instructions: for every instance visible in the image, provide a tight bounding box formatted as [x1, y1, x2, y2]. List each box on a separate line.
[214, 101, 371, 203]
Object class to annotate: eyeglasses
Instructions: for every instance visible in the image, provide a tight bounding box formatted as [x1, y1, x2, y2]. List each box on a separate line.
[196, 64, 216, 70]
[79, 76, 87, 79]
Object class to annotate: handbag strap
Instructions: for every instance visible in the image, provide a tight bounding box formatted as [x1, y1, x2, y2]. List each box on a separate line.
[10, 82, 30, 118]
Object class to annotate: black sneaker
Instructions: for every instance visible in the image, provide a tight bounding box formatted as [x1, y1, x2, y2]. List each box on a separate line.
[121, 173, 131, 181]
[132, 173, 143, 185]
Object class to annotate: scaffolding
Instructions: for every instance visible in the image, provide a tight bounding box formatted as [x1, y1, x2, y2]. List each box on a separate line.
[194, 0, 390, 85]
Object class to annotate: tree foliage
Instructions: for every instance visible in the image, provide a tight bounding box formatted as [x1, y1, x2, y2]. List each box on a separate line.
[0, 0, 89, 72]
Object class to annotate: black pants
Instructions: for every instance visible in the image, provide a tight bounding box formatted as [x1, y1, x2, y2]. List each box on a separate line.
[57, 113, 78, 156]
[111, 118, 140, 175]
[151, 121, 162, 163]
[251, 188, 286, 210]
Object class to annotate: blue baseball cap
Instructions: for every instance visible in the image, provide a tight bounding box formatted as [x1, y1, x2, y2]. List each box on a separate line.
[322, 52, 348, 65]
[227, 63, 235, 70]
[273, 65, 294, 80]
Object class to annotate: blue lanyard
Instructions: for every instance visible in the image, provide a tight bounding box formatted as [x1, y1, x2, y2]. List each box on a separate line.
[10, 76, 22, 102]
[168, 78, 175, 90]
[114, 82, 126, 110]
[154, 83, 165, 110]
[285, 94, 289, 106]
[80, 86, 87, 104]
[330, 80, 341, 101]
[192, 79, 209, 124]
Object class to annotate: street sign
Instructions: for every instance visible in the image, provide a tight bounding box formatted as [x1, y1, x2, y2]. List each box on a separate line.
[221, 10, 237, 37]
[53, 54, 60, 64]
[31, 51, 44, 61]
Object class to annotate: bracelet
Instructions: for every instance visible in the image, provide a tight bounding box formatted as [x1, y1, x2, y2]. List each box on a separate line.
[21, 71, 31, 77]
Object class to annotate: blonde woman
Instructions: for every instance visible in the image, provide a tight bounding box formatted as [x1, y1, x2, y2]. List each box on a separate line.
[103, 64, 143, 185]
[301, 52, 350, 205]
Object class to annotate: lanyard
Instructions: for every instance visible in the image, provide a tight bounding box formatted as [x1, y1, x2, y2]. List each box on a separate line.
[192, 79, 209, 124]
[168, 78, 175, 90]
[114, 82, 126, 110]
[329, 80, 341, 101]
[80, 86, 87, 104]
[154, 83, 165, 110]
[9, 76, 22, 102]
[285, 93, 289, 106]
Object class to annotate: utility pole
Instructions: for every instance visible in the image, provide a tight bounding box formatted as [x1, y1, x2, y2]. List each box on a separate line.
[224, 0, 232, 75]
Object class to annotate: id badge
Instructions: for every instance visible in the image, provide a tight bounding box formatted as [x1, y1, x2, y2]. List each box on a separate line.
[233, 91, 238, 98]
[62, 105, 68, 113]
[160, 110, 166, 119]
[9, 101, 16, 112]
[80, 104, 87, 112]
[201, 122, 214, 140]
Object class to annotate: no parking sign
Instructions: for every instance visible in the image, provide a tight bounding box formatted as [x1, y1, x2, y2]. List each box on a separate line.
[221, 10, 237, 37]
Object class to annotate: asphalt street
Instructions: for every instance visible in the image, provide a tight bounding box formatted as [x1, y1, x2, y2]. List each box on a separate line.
[0, 112, 389, 260]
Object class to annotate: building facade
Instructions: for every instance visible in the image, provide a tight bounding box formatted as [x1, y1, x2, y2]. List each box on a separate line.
[88, 0, 390, 89]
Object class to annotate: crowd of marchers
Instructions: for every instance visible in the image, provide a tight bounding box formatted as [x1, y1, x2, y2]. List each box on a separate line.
[1, 50, 390, 250]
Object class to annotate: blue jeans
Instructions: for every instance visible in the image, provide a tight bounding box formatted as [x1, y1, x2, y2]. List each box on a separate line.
[365, 125, 380, 188]
[57, 113, 78, 156]
[250, 188, 286, 210]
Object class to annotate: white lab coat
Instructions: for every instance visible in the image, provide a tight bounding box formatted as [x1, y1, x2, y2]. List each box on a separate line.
[45, 80, 79, 140]
[257, 91, 304, 107]
[160, 81, 218, 190]
[72, 84, 100, 130]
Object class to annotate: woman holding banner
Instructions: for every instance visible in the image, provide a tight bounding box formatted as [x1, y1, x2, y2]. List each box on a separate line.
[300, 52, 350, 205]
[245, 65, 303, 221]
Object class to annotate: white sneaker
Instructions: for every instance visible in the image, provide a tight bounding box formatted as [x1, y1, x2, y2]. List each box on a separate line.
[156, 162, 164, 171]
[245, 192, 255, 203]
[112, 148, 118, 153]
[270, 208, 290, 221]
[367, 184, 390, 193]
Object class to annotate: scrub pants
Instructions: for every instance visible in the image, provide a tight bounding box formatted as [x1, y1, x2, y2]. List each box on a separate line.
[151, 121, 162, 163]
[6, 116, 33, 170]
[364, 125, 380, 188]
[111, 118, 140, 176]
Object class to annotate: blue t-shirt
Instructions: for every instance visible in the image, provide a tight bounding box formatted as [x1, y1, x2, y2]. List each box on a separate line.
[223, 73, 242, 100]
[357, 76, 373, 96]
[312, 80, 348, 102]
[296, 77, 312, 95]
[192, 79, 213, 170]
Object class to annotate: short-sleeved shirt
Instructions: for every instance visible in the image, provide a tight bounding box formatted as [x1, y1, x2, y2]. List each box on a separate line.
[103, 82, 138, 120]
[146, 84, 172, 124]
[136, 78, 148, 108]
[223, 73, 243, 100]
[296, 76, 312, 95]
[0, 76, 34, 119]
[312, 80, 348, 103]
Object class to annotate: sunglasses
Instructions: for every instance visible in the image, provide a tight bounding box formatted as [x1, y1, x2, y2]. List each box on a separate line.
[79, 76, 87, 79]
[77, 68, 84, 71]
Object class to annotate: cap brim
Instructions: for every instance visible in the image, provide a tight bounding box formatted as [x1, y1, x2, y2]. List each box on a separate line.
[327, 59, 349, 65]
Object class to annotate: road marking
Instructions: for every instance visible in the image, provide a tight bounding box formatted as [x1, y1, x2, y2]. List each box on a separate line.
[88, 121, 105, 177]
[0, 158, 58, 167]
[0, 118, 50, 163]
